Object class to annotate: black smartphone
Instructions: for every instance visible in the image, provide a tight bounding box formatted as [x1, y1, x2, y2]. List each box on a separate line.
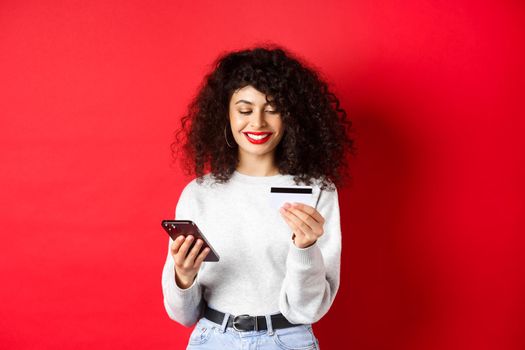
[161, 220, 220, 262]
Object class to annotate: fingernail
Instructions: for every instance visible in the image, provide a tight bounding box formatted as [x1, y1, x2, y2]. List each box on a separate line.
[279, 207, 286, 213]
[282, 202, 291, 209]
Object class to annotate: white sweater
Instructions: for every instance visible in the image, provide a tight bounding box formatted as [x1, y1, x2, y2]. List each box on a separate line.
[161, 170, 342, 327]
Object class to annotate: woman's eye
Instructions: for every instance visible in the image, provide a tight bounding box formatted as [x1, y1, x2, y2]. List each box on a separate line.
[239, 110, 278, 115]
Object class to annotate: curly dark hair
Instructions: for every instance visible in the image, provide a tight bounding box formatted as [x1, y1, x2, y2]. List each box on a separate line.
[171, 43, 356, 191]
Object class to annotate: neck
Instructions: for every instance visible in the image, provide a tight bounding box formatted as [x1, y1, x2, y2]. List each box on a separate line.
[236, 151, 279, 176]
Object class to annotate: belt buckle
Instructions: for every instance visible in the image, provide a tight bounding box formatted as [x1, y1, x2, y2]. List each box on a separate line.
[232, 314, 257, 331]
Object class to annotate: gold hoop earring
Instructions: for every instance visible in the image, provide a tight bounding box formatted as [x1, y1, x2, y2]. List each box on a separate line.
[224, 125, 235, 148]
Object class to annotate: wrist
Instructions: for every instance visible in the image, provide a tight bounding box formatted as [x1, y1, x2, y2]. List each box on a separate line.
[175, 269, 196, 289]
[292, 236, 317, 249]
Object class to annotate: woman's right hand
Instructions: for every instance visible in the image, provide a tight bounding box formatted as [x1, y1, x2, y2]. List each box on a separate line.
[170, 235, 210, 289]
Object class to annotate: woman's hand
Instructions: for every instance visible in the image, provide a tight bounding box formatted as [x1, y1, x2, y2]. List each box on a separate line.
[279, 202, 325, 249]
[170, 235, 210, 289]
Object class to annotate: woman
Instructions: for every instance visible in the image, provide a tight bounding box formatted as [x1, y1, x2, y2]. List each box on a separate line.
[161, 45, 355, 350]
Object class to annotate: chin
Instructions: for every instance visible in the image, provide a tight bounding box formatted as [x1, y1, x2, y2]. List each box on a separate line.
[240, 144, 274, 154]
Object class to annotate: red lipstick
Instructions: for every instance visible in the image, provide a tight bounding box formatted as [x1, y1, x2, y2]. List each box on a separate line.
[243, 132, 273, 144]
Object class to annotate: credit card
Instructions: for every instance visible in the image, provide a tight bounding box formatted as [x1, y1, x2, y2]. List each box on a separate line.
[269, 186, 315, 210]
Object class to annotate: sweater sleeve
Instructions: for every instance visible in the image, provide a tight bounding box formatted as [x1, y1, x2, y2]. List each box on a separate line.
[278, 185, 342, 324]
[161, 184, 205, 327]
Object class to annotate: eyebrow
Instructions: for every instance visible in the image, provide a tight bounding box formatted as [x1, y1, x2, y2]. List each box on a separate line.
[235, 99, 274, 106]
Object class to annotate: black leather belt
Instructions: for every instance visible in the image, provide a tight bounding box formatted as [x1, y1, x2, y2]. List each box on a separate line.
[203, 305, 299, 332]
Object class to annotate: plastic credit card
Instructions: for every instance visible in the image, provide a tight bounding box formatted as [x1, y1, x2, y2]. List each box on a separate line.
[268, 186, 315, 210]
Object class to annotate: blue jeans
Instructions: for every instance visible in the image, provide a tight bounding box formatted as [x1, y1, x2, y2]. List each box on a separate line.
[186, 315, 320, 350]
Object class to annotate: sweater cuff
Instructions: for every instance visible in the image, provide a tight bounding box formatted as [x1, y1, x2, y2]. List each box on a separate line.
[287, 239, 324, 267]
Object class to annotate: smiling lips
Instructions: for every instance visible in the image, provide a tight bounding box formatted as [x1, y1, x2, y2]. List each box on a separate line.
[243, 131, 273, 144]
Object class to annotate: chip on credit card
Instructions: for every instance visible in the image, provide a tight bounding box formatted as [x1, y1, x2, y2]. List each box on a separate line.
[268, 186, 315, 210]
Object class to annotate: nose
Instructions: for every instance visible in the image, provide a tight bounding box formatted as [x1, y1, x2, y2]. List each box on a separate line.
[250, 110, 267, 128]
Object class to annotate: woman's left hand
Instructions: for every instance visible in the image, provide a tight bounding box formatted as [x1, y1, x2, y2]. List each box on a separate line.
[279, 202, 325, 249]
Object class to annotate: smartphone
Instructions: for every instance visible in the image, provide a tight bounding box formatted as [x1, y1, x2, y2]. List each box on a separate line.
[161, 220, 220, 262]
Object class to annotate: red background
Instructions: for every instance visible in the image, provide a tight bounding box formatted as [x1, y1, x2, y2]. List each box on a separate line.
[1, 1, 524, 349]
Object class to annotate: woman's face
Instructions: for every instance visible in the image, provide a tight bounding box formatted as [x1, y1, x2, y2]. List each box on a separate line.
[228, 85, 284, 158]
